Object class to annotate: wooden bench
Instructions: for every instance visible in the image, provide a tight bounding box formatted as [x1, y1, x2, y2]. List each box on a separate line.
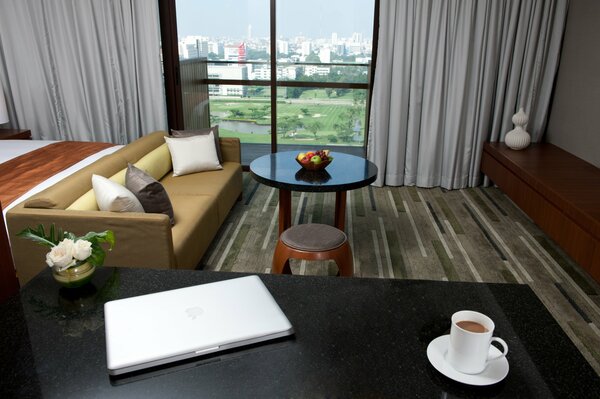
[481, 142, 600, 283]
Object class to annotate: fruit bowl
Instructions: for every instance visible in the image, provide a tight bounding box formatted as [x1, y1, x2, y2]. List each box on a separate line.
[295, 150, 333, 171]
[295, 158, 332, 171]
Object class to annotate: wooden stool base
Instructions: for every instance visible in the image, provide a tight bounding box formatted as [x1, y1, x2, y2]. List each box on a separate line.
[272, 239, 353, 277]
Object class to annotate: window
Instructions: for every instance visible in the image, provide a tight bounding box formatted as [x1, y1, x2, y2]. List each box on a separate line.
[160, 0, 377, 164]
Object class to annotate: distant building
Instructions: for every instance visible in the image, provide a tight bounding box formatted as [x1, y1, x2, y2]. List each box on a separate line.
[277, 40, 289, 55]
[224, 43, 246, 62]
[346, 43, 362, 55]
[208, 65, 248, 96]
[333, 44, 345, 56]
[319, 47, 331, 63]
[251, 65, 298, 80]
[179, 36, 208, 59]
[331, 32, 338, 45]
[187, 40, 208, 59]
[208, 41, 222, 57]
[301, 42, 311, 57]
[304, 65, 330, 77]
[351, 32, 363, 44]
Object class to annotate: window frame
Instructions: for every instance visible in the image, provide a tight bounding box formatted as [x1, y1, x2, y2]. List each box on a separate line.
[158, 0, 380, 158]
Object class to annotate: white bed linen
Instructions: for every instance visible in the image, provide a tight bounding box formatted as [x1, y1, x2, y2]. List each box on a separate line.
[2, 145, 123, 219]
[0, 140, 57, 164]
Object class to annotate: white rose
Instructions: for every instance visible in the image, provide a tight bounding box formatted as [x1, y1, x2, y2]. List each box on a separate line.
[72, 239, 92, 261]
[45, 239, 76, 271]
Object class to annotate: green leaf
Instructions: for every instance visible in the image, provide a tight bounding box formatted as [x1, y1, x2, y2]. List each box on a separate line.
[17, 224, 58, 248]
[79, 230, 115, 250]
[86, 244, 107, 268]
[78, 230, 115, 267]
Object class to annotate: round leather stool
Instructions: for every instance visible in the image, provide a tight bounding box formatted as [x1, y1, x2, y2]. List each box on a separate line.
[272, 223, 353, 276]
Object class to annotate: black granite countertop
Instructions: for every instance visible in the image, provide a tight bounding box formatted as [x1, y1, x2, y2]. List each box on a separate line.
[1, 267, 599, 398]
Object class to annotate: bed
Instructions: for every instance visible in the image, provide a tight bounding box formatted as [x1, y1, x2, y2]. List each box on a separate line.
[0, 140, 122, 294]
[1, 140, 121, 213]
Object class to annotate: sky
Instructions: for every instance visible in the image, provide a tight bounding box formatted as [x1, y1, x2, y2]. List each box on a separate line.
[176, 0, 375, 40]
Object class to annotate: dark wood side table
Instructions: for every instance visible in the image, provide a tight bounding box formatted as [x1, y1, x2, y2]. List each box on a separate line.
[249, 151, 378, 235]
[0, 129, 31, 140]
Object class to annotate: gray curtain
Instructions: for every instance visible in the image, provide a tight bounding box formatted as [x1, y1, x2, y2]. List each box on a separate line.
[0, 0, 167, 143]
[368, 0, 569, 188]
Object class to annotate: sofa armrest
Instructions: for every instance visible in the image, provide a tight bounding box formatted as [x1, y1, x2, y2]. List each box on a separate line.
[7, 208, 176, 285]
[219, 137, 241, 164]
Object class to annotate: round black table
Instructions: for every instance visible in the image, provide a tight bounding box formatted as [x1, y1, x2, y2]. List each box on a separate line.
[249, 151, 378, 235]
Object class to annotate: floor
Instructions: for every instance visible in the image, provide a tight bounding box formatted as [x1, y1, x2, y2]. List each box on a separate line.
[200, 173, 600, 375]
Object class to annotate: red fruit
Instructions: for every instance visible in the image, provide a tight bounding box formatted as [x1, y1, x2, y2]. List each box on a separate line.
[301, 156, 311, 164]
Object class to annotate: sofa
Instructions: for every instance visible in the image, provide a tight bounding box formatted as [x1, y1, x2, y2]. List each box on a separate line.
[7, 131, 243, 285]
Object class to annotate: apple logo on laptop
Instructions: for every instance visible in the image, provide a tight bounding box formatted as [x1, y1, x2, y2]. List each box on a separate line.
[185, 306, 204, 320]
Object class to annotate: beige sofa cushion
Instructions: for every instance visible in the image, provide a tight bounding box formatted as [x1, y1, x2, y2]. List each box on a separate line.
[134, 143, 172, 181]
[24, 153, 127, 209]
[169, 194, 220, 269]
[114, 131, 168, 163]
[68, 142, 173, 211]
[161, 162, 242, 223]
[171, 125, 223, 163]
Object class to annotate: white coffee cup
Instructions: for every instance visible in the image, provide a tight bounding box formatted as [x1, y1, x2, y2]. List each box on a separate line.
[446, 310, 508, 374]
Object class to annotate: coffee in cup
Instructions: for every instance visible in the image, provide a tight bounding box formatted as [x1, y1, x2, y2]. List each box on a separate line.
[446, 310, 508, 374]
[456, 320, 488, 333]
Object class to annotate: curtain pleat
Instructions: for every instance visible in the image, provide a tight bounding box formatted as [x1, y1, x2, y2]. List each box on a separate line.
[0, 0, 166, 143]
[368, 0, 569, 189]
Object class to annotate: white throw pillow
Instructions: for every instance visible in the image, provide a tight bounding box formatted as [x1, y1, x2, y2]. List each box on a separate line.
[164, 133, 223, 177]
[92, 174, 145, 213]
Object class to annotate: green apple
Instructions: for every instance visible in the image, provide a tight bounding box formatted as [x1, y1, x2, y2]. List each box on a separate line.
[310, 155, 322, 164]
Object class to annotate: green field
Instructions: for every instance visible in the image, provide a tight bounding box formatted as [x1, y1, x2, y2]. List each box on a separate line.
[209, 89, 366, 146]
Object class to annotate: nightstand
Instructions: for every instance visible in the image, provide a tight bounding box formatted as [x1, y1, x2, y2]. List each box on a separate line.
[0, 129, 32, 140]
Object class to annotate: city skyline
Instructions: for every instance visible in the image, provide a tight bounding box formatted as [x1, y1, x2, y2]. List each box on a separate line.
[176, 0, 374, 40]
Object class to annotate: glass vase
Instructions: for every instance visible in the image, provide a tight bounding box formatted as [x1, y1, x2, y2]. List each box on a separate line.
[52, 262, 96, 288]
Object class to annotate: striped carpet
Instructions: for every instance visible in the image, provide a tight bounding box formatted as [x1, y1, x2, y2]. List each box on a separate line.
[200, 173, 600, 375]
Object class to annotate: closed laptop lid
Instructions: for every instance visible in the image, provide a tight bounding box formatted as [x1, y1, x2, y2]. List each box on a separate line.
[104, 275, 293, 375]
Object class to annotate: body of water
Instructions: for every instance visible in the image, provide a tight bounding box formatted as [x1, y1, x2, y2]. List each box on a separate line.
[219, 120, 271, 134]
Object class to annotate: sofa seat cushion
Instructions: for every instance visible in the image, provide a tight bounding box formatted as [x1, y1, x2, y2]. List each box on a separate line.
[161, 162, 242, 223]
[169, 194, 220, 269]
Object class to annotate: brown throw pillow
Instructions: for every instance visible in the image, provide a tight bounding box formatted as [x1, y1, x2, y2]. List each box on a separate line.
[170, 125, 222, 163]
[125, 164, 175, 225]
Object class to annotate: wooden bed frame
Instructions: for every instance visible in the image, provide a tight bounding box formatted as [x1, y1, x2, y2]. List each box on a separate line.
[0, 201, 19, 302]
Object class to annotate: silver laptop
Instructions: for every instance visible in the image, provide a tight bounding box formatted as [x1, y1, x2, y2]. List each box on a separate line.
[104, 275, 294, 375]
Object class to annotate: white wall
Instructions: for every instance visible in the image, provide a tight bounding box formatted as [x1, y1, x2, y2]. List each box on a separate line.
[546, 0, 600, 167]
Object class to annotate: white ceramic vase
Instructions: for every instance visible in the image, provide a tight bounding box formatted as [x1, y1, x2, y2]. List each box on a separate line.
[505, 108, 531, 150]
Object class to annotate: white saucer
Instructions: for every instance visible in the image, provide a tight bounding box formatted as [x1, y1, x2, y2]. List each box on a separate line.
[426, 335, 509, 386]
